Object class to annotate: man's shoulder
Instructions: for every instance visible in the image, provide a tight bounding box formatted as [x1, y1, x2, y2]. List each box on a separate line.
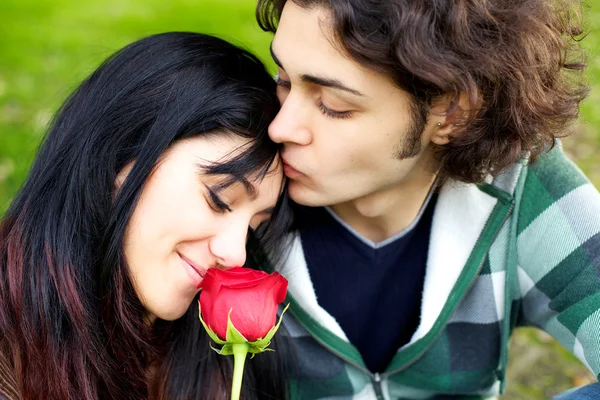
[519, 144, 598, 224]
[516, 142, 600, 255]
[524, 143, 592, 199]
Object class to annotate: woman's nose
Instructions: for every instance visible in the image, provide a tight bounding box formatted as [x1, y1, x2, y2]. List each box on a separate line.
[209, 221, 248, 268]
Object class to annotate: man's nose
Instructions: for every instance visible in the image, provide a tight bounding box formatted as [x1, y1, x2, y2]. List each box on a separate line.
[268, 92, 312, 146]
[209, 221, 248, 268]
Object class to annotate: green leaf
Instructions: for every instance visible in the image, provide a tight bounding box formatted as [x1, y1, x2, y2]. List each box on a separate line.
[248, 345, 275, 354]
[217, 344, 235, 356]
[199, 306, 227, 345]
[225, 308, 249, 344]
[248, 303, 290, 349]
[248, 342, 270, 353]
[251, 335, 272, 349]
[209, 344, 222, 354]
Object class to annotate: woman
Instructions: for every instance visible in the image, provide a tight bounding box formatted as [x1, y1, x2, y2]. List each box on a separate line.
[0, 32, 291, 399]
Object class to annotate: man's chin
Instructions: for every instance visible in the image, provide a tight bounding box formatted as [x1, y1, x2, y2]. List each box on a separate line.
[287, 180, 339, 207]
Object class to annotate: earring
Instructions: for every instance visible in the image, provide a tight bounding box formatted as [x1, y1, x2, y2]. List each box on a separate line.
[437, 122, 442, 127]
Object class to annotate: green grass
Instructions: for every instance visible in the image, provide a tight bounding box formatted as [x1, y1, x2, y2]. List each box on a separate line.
[569, 1, 600, 186]
[0, 1, 599, 398]
[0, 0, 277, 213]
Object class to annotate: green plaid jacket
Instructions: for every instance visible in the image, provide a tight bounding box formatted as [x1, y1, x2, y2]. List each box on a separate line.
[271, 145, 600, 399]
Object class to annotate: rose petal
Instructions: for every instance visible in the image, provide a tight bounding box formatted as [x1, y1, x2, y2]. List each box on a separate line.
[199, 272, 223, 335]
[207, 267, 267, 286]
[268, 272, 288, 304]
[226, 274, 287, 340]
[227, 289, 277, 341]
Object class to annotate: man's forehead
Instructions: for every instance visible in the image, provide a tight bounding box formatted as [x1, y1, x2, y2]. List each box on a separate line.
[273, 6, 367, 75]
[271, 1, 415, 103]
[273, 2, 344, 59]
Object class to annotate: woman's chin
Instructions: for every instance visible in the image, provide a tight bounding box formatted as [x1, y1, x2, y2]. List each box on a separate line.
[144, 296, 197, 322]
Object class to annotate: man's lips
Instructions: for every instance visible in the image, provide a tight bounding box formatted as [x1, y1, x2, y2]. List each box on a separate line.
[281, 157, 304, 178]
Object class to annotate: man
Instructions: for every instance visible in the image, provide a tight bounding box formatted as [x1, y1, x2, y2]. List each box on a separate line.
[255, 0, 600, 399]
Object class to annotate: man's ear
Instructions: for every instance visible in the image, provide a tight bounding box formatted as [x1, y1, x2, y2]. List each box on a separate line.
[429, 91, 480, 145]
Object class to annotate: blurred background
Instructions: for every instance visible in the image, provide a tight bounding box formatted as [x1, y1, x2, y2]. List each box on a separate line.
[0, 0, 598, 398]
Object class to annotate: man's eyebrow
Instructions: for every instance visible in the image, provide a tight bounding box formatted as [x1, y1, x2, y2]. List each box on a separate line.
[270, 42, 366, 97]
[300, 74, 365, 97]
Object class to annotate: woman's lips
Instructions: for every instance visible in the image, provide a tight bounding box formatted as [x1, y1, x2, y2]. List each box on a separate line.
[178, 253, 206, 287]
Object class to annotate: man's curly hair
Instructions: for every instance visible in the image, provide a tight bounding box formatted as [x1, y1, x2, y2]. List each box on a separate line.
[257, 0, 589, 183]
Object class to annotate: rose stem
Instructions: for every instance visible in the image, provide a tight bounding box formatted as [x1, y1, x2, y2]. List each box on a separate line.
[231, 343, 250, 400]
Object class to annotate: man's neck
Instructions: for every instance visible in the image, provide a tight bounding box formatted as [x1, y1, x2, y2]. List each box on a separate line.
[329, 171, 437, 243]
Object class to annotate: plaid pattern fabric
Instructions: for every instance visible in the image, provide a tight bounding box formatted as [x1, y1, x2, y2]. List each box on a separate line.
[270, 145, 600, 400]
[515, 148, 600, 375]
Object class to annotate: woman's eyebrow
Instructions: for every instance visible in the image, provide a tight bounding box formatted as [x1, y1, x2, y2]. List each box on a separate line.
[240, 179, 258, 200]
[211, 176, 258, 201]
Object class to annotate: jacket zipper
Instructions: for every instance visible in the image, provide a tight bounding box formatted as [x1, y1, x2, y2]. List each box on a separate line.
[297, 330, 386, 397]
[373, 373, 384, 399]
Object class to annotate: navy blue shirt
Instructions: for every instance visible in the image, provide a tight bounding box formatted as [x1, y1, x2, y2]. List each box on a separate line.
[297, 194, 436, 373]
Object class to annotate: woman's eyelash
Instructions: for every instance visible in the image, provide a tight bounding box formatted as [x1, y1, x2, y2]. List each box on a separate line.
[274, 74, 291, 88]
[317, 102, 353, 119]
[206, 186, 232, 213]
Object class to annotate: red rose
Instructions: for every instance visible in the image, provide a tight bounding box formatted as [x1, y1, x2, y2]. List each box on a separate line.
[198, 267, 288, 342]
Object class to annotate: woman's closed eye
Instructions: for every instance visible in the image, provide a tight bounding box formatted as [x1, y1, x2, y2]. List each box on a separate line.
[274, 74, 291, 89]
[205, 185, 232, 214]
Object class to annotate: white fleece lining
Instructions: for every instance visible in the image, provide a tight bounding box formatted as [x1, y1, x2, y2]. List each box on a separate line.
[276, 181, 498, 346]
[277, 234, 349, 341]
[409, 181, 498, 343]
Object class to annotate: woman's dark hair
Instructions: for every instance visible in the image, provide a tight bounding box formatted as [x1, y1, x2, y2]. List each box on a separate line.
[0, 32, 291, 399]
[257, 0, 589, 182]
